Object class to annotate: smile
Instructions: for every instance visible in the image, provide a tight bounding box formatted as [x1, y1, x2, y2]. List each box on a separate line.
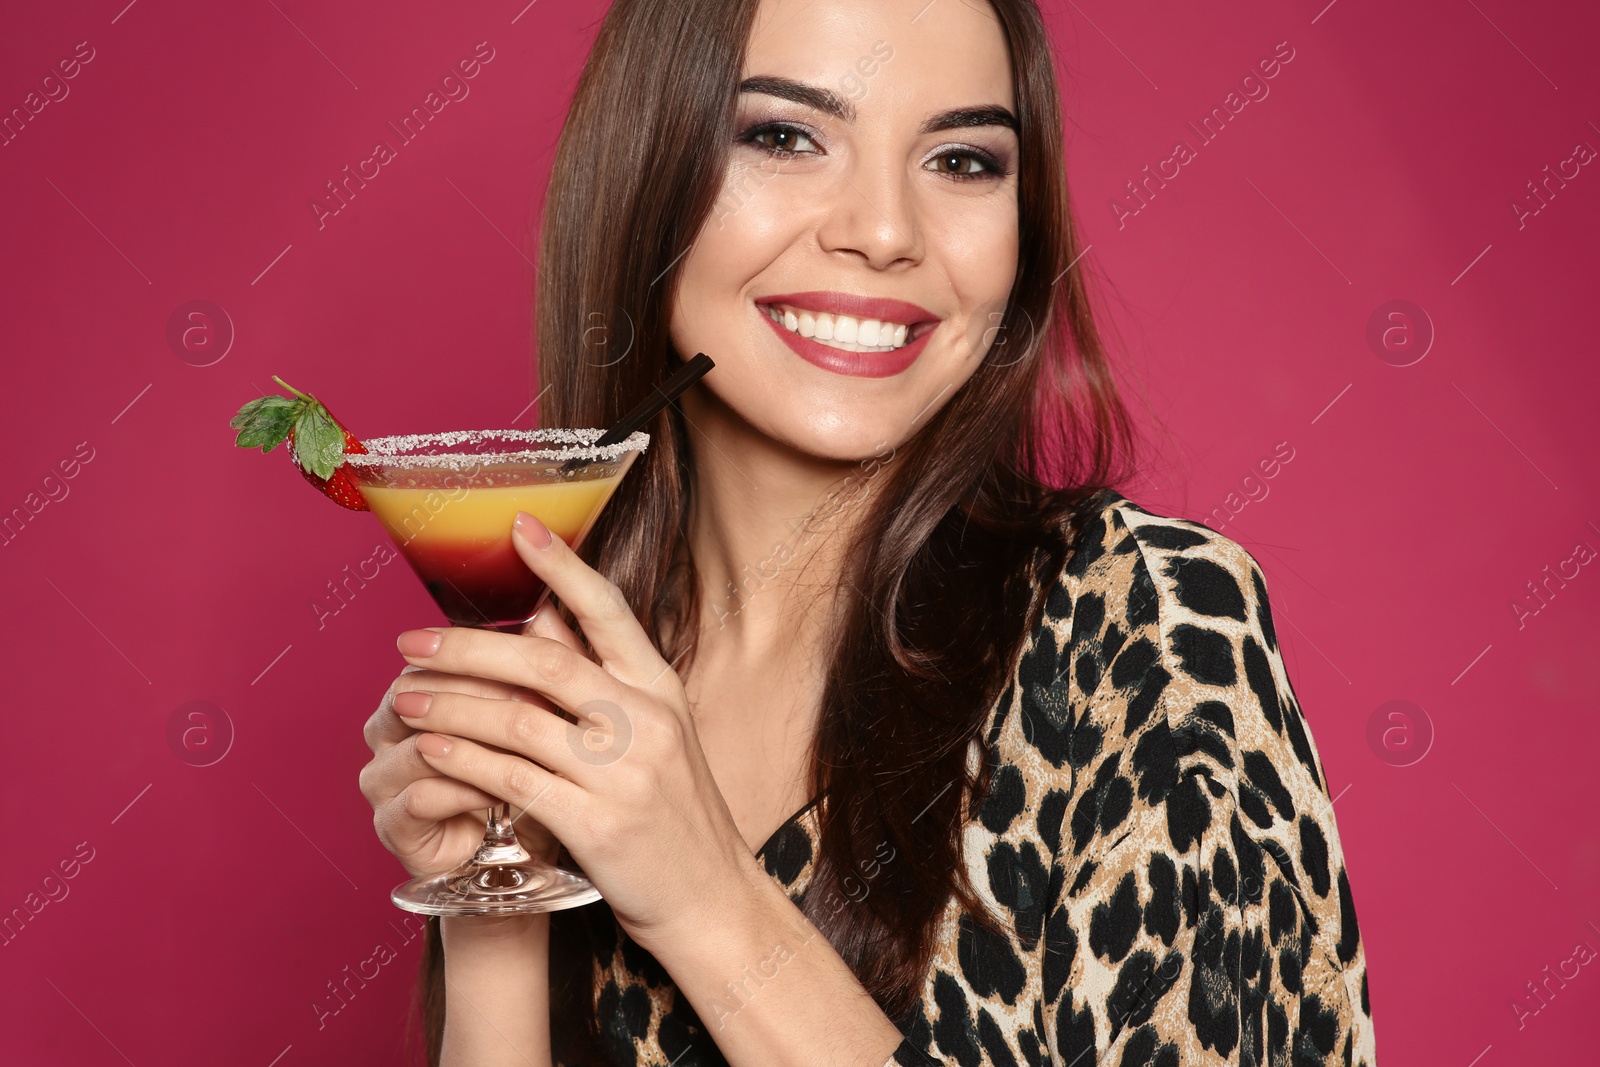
[761, 302, 911, 352]
[754, 291, 940, 379]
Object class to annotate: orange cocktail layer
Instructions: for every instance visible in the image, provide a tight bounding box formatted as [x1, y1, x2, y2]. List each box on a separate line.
[361, 474, 623, 626]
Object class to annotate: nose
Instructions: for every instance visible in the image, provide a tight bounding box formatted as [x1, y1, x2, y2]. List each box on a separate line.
[814, 148, 923, 270]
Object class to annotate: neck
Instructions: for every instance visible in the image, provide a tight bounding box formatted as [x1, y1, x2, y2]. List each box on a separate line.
[675, 388, 883, 664]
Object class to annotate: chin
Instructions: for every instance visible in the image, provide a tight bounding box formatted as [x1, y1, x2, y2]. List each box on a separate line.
[786, 408, 905, 465]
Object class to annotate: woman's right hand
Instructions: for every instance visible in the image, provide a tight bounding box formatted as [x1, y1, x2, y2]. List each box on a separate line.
[361, 664, 564, 879]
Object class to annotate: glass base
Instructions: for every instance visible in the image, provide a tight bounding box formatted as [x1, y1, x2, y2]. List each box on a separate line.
[391, 854, 603, 916]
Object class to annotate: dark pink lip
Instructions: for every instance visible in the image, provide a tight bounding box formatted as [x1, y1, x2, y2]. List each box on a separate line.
[756, 290, 940, 328]
[757, 303, 932, 378]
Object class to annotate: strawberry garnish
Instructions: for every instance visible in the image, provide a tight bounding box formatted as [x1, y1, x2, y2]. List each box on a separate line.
[229, 375, 370, 511]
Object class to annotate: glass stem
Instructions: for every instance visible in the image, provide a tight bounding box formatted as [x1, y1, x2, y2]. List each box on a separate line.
[474, 801, 532, 865]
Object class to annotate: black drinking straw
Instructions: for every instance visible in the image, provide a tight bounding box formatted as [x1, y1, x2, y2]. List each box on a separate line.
[561, 352, 714, 471]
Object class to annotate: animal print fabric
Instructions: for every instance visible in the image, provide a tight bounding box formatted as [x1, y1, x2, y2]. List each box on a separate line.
[561, 488, 1376, 1066]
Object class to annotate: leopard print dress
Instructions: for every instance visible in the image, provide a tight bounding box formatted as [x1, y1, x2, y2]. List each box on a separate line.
[560, 488, 1376, 1065]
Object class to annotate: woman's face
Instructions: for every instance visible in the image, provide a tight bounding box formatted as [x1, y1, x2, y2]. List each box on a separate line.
[671, 0, 1020, 464]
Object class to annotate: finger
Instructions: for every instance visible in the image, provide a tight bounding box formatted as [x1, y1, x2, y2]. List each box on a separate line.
[393, 775, 499, 824]
[393, 688, 598, 784]
[396, 627, 636, 723]
[367, 696, 424, 753]
[510, 511, 669, 687]
[520, 605, 590, 725]
[412, 732, 585, 842]
[360, 733, 454, 808]
[365, 667, 560, 753]
[374, 776, 499, 859]
[522, 600, 586, 656]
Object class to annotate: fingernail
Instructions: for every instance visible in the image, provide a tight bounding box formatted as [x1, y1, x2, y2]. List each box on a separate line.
[398, 629, 442, 657]
[415, 733, 452, 757]
[393, 691, 432, 718]
[514, 511, 553, 549]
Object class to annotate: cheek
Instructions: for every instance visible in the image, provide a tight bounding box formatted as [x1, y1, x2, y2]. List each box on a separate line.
[919, 196, 1019, 370]
[674, 162, 807, 328]
[703, 158, 812, 264]
[931, 198, 1019, 302]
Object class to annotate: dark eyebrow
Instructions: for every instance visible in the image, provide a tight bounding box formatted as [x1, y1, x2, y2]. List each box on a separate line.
[919, 106, 1018, 136]
[737, 76, 1018, 136]
[739, 76, 855, 123]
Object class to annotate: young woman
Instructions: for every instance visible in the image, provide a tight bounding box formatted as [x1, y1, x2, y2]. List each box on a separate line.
[359, 0, 1377, 1064]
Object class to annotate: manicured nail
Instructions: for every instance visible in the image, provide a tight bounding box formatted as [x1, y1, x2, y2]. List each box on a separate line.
[415, 733, 452, 757]
[398, 629, 442, 657]
[514, 511, 553, 549]
[393, 690, 432, 718]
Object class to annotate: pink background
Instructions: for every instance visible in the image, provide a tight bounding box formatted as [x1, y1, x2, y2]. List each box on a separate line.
[2, 0, 1596, 1063]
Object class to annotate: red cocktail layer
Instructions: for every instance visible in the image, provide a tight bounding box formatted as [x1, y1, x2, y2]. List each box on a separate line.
[402, 539, 550, 628]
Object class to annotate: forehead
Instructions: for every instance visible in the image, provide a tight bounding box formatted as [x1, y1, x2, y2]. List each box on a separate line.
[742, 0, 1015, 115]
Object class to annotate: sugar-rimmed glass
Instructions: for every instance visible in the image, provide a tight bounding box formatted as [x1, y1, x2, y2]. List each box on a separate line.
[344, 428, 647, 915]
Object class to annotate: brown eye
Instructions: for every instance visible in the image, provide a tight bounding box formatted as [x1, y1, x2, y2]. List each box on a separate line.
[746, 123, 818, 155]
[930, 151, 986, 175]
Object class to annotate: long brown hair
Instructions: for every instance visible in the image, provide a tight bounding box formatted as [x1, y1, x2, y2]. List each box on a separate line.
[413, 0, 1136, 1061]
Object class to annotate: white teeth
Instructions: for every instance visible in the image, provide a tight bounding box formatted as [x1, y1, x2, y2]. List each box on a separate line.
[759, 302, 918, 353]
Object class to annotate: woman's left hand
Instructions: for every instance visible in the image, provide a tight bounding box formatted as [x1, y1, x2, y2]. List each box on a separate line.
[391, 511, 759, 951]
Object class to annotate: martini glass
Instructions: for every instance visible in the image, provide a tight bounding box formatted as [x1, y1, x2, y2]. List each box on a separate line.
[344, 427, 648, 915]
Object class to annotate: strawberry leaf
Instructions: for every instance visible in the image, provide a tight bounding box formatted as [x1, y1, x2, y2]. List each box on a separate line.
[230, 395, 297, 431]
[231, 396, 303, 452]
[293, 405, 346, 480]
[231, 394, 298, 424]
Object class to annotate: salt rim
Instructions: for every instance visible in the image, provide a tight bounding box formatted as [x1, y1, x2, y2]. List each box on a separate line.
[342, 428, 650, 469]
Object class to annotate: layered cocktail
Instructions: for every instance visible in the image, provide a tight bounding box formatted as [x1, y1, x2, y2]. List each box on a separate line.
[347, 430, 645, 632]
[343, 428, 647, 914]
[230, 364, 718, 916]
